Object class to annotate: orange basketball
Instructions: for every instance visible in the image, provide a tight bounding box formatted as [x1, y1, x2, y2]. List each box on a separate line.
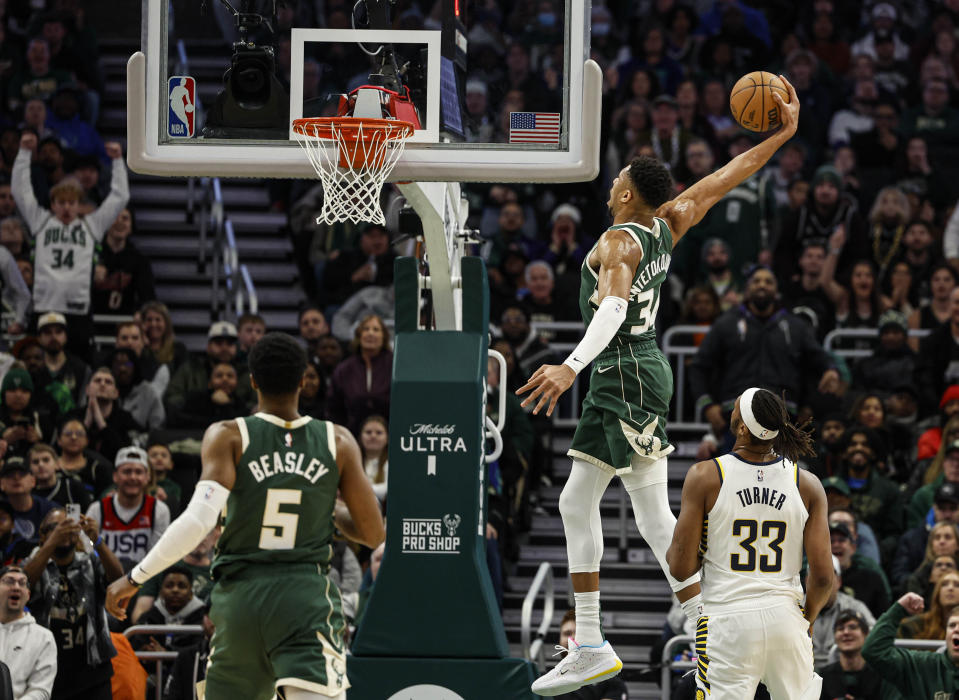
[729, 71, 790, 132]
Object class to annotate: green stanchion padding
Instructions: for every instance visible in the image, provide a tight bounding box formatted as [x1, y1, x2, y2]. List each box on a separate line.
[394, 256, 420, 334]
[346, 657, 538, 699]
[460, 256, 488, 335]
[351, 330, 505, 658]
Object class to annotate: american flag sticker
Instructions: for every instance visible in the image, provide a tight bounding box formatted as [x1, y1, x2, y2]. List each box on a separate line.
[509, 112, 561, 145]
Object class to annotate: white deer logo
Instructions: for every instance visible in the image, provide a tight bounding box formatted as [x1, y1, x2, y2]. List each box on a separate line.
[443, 514, 461, 537]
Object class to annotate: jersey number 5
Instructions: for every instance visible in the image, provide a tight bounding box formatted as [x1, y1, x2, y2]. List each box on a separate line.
[730, 519, 786, 573]
[259, 488, 301, 549]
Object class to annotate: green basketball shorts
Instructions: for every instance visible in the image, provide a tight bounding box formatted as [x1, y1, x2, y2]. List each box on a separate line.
[205, 563, 349, 700]
[568, 340, 675, 474]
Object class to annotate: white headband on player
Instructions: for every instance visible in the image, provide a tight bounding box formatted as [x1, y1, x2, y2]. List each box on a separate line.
[740, 387, 779, 440]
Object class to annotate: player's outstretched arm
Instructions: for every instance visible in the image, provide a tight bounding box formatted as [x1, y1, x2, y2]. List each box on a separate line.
[106, 421, 238, 619]
[334, 424, 386, 549]
[667, 461, 716, 581]
[658, 76, 800, 247]
[799, 469, 834, 627]
[516, 229, 639, 416]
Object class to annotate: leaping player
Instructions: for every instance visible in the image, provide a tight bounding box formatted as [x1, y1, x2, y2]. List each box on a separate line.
[517, 77, 800, 695]
[106, 333, 385, 700]
[666, 388, 833, 699]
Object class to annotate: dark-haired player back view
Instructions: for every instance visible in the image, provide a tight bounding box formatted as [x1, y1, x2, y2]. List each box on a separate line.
[518, 78, 802, 696]
[105, 332, 385, 700]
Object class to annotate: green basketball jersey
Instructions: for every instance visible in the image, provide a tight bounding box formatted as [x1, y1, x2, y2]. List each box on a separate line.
[579, 218, 674, 346]
[212, 413, 340, 578]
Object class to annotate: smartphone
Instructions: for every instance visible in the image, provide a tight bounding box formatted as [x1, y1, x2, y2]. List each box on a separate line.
[66, 503, 81, 522]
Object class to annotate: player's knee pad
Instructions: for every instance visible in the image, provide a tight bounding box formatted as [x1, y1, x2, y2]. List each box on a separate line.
[560, 460, 612, 574]
[622, 459, 700, 591]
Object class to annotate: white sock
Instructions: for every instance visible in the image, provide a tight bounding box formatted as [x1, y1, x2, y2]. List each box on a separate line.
[573, 591, 603, 646]
[681, 593, 703, 625]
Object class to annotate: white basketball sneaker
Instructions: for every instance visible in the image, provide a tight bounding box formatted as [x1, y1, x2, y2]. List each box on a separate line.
[531, 638, 623, 696]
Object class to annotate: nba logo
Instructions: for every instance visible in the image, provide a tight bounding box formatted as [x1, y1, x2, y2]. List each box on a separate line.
[757, 469, 764, 482]
[168, 76, 196, 138]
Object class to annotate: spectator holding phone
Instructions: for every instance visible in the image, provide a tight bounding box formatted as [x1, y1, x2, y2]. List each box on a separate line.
[24, 507, 123, 700]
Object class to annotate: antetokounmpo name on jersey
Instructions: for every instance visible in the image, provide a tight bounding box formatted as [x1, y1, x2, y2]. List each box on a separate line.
[247, 451, 330, 483]
[631, 253, 671, 295]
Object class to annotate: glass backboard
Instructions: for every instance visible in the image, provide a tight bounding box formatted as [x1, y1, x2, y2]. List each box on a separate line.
[128, 0, 600, 182]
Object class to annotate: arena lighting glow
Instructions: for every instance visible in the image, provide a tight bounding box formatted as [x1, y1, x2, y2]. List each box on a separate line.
[454, 0, 459, 17]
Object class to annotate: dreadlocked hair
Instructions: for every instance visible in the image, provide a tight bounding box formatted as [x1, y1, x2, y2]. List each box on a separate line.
[748, 389, 816, 463]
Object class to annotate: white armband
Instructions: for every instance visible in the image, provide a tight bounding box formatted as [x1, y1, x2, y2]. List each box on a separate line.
[129, 480, 230, 585]
[563, 295, 628, 375]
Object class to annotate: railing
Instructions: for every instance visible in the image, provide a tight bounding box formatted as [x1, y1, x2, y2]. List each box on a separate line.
[526, 323, 936, 436]
[526, 321, 711, 432]
[657, 633, 946, 700]
[521, 562, 555, 671]
[125, 624, 204, 700]
[824, 327, 930, 357]
[660, 633, 695, 698]
[206, 177, 258, 323]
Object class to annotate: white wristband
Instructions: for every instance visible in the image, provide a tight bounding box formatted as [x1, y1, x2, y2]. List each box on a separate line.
[563, 295, 628, 375]
[130, 480, 229, 584]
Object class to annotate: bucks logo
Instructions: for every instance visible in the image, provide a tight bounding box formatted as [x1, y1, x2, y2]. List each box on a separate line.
[443, 514, 461, 537]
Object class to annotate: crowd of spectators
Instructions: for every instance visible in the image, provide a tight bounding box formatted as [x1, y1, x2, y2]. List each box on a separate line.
[7, 0, 959, 697]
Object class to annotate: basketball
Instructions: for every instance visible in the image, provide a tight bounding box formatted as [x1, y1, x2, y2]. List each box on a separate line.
[729, 71, 790, 132]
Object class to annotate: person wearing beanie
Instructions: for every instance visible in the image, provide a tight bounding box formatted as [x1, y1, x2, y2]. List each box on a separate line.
[0, 366, 57, 458]
[774, 163, 867, 284]
[851, 309, 916, 398]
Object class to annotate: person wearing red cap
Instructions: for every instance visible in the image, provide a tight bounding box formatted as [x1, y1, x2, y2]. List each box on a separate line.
[917, 385, 959, 460]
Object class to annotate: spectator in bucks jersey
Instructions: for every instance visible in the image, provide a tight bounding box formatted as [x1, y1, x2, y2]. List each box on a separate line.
[11, 131, 128, 361]
[85, 446, 170, 572]
[23, 507, 122, 700]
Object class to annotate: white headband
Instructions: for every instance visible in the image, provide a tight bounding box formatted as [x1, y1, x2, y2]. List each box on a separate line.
[740, 387, 779, 440]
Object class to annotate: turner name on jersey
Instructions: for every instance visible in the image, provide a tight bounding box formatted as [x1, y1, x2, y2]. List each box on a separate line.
[734, 484, 788, 511]
[246, 450, 331, 484]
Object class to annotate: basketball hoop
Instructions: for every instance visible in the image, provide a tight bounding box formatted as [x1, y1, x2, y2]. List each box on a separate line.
[292, 117, 415, 225]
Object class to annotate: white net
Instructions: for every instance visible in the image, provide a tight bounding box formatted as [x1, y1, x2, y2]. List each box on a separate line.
[293, 118, 414, 225]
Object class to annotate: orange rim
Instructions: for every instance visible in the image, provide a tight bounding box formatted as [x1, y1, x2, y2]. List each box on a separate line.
[291, 117, 416, 142]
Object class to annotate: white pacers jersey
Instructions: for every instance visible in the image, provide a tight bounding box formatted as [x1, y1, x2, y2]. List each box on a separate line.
[700, 453, 808, 614]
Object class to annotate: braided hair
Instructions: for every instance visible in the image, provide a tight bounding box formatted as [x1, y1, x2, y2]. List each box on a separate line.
[746, 389, 816, 463]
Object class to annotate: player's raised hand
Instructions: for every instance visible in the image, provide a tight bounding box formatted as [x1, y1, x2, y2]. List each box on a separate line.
[19, 132, 36, 152]
[772, 74, 799, 137]
[897, 592, 925, 616]
[516, 364, 575, 417]
[104, 142, 123, 160]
